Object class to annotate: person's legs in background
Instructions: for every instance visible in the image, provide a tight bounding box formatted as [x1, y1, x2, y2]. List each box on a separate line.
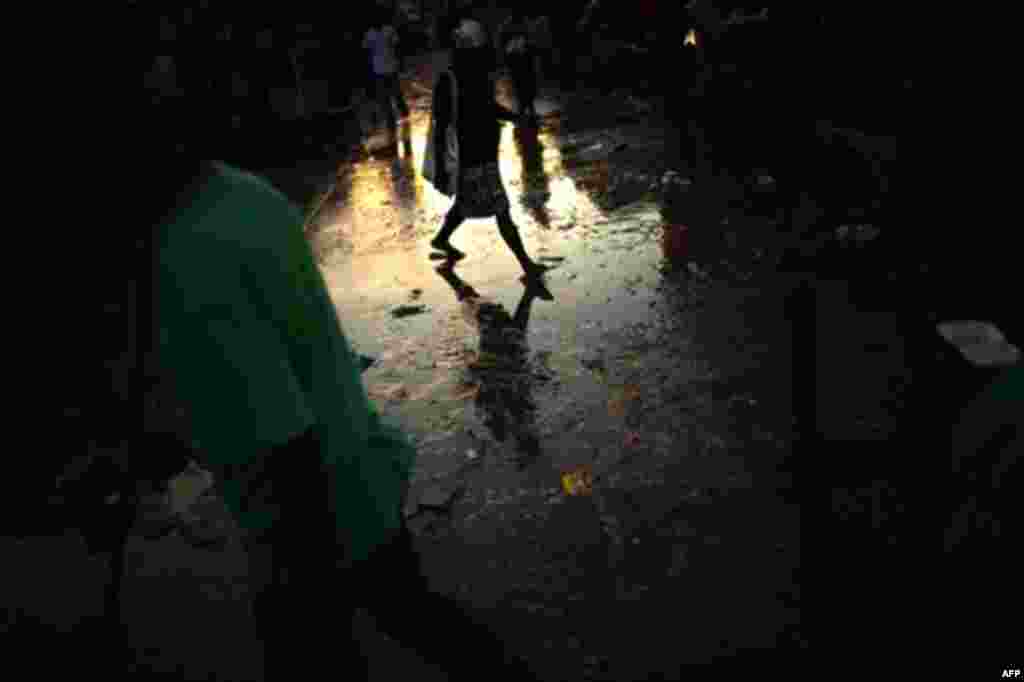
[520, 56, 538, 118]
[374, 75, 398, 133]
[389, 73, 410, 119]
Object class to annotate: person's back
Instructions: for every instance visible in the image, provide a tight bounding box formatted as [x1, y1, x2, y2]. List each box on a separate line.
[152, 160, 540, 680]
[152, 162, 415, 558]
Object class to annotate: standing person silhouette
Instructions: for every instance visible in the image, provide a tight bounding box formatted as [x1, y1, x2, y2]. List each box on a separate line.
[363, 8, 410, 143]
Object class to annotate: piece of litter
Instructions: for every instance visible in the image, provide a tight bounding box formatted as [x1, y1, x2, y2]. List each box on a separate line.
[391, 304, 428, 318]
[561, 466, 593, 496]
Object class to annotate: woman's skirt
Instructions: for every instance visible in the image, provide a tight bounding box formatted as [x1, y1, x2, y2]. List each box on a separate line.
[456, 161, 510, 218]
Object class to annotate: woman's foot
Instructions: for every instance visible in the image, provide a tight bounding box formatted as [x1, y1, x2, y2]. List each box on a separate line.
[521, 276, 554, 301]
[430, 238, 466, 260]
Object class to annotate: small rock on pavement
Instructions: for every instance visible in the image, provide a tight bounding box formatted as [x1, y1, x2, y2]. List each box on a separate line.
[391, 304, 428, 318]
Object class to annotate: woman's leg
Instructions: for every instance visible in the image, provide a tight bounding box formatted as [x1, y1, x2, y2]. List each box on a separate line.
[431, 203, 467, 259]
[496, 210, 544, 277]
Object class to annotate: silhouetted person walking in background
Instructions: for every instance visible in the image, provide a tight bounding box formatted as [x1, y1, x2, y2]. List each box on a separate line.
[364, 9, 410, 142]
[424, 19, 548, 281]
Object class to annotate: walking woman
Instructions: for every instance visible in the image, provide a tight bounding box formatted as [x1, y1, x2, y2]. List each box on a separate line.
[424, 19, 547, 280]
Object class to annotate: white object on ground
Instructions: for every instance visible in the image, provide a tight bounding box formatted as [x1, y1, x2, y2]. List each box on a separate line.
[937, 321, 1021, 367]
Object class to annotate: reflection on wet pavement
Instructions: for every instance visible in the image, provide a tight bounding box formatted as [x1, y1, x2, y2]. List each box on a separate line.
[434, 265, 553, 469]
[297, 74, 797, 671]
[304, 88, 703, 476]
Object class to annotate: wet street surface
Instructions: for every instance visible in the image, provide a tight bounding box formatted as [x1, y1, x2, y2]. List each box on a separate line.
[296, 58, 802, 677]
[15, 44, 1022, 678]
[8, 55, 843, 680]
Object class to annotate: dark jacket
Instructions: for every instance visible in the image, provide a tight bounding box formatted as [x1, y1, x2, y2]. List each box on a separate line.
[432, 57, 517, 170]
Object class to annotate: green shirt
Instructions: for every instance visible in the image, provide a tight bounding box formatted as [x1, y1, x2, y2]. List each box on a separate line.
[153, 162, 415, 566]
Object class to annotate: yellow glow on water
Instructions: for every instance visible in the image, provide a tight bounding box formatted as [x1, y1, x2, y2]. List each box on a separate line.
[316, 98, 607, 304]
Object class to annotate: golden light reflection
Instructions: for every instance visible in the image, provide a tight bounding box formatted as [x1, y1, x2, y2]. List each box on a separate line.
[319, 100, 607, 303]
[684, 29, 697, 47]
